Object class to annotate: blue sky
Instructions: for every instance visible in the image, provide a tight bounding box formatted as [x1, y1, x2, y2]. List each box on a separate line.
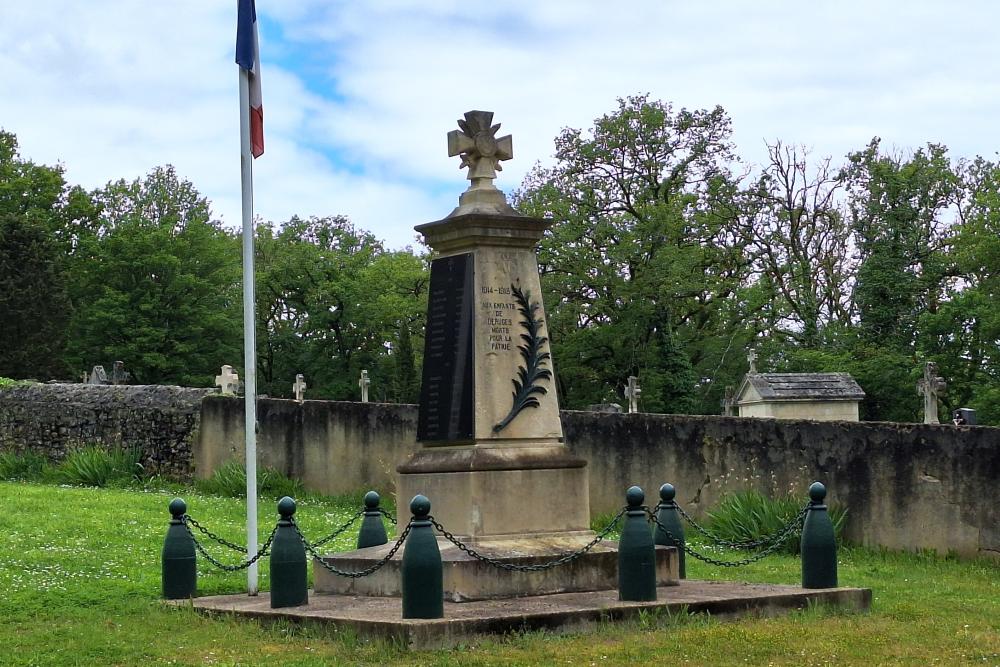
[1, 1, 997, 249]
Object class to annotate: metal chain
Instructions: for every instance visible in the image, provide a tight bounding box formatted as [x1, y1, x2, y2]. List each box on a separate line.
[646, 507, 806, 568]
[294, 518, 412, 578]
[379, 508, 397, 525]
[185, 521, 278, 572]
[664, 502, 810, 551]
[308, 509, 365, 549]
[184, 515, 248, 553]
[428, 508, 626, 573]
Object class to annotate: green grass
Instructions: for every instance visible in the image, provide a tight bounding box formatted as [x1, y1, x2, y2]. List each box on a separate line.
[195, 460, 306, 502]
[0, 481, 997, 666]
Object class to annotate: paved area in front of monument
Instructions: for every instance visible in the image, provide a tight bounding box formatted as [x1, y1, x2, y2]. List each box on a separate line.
[182, 580, 871, 649]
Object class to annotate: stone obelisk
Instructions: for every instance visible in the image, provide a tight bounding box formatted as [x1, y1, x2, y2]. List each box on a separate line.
[396, 110, 591, 542]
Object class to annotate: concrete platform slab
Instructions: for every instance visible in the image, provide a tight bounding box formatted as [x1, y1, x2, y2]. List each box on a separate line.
[181, 580, 871, 650]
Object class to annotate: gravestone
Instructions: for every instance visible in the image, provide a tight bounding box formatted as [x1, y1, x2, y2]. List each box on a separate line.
[87, 365, 109, 385]
[625, 376, 641, 414]
[110, 361, 130, 385]
[587, 403, 623, 413]
[721, 385, 737, 416]
[293, 374, 307, 403]
[358, 369, 370, 404]
[917, 362, 947, 424]
[215, 365, 239, 395]
[747, 349, 758, 374]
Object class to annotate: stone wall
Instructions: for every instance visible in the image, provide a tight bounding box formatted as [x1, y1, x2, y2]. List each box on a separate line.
[2, 388, 996, 558]
[0, 383, 213, 477]
[194, 399, 999, 559]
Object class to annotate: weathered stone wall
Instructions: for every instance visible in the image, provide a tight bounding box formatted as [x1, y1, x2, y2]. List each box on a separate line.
[0, 383, 213, 477]
[2, 388, 996, 558]
[194, 399, 1000, 559]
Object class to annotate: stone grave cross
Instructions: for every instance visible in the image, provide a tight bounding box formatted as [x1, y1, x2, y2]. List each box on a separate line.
[625, 375, 641, 414]
[747, 349, 758, 374]
[293, 374, 307, 403]
[358, 369, 370, 403]
[215, 365, 239, 395]
[917, 361, 947, 424]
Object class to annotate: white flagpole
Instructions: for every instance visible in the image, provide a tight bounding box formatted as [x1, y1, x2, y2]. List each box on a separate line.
[238, 65, 259, 596]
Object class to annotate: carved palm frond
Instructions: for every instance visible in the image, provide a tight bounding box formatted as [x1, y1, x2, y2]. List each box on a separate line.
[493, 283, 552, 433]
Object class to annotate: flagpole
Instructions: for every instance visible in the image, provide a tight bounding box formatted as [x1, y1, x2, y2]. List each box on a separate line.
[238, 65, 259, 596]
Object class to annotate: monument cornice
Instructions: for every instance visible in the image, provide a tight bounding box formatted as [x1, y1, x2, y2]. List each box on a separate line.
[416, 212, 554, 253]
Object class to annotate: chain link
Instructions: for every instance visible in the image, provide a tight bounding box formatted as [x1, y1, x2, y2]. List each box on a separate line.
[184, 515, 249, 553]
[185, 520, 278, 572]
[428, 508, 626, 573]
[379, 508, 397, 525]
[308, 509, 366, 549]
[294, 518, 412, 578]
[646, 507, 806, 568]
[662, 502, 810, 551]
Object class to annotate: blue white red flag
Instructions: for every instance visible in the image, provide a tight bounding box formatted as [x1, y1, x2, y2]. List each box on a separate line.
[236, 0, 263, 158]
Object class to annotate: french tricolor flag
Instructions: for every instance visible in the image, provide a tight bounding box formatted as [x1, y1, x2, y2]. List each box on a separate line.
[236, 0, 264, 158]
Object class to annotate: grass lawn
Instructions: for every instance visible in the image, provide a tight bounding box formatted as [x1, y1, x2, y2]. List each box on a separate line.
[0, 481, 997, 666]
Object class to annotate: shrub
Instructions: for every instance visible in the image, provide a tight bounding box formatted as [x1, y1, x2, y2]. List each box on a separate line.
[56, 445, 144, 487]
[0, 450, 53, 481]
[704, 488, 847, 554]
[195, 460, 305, 501]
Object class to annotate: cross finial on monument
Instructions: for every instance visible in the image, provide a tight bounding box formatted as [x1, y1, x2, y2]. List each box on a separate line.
[747, 349, 758, 374]
[293, 374, 307, 403]
[447, 110, 516, 216]
[917, 361, 946, 424]
[624, 376, 642, 414]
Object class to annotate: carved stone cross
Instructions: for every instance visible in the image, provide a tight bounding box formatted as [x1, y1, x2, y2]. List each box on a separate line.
[293, 374, 307, 403]
[747, 349, 758, 374]
[625, 375, 642, 414]
[917, 361, 946, 424]
[447, 110, 516, 216]
[359, 369, 370, 403]
[215, 365, 239, 395]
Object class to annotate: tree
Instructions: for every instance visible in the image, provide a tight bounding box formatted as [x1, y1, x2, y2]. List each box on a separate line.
[739, 142, 853, 347]
[0, 130, 97, 379]
[515, 95, 753, 412]
[64, 166, 242, 386]
[254, 216, 427, 400]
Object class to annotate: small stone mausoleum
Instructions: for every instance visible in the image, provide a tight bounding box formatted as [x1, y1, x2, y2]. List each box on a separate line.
[735, 372, 865, 421]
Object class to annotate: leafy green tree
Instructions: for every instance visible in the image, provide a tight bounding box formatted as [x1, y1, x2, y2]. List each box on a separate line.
[64, 166, 241, 385]
[0, 130, 98, 379]
[254, 216, 427, 400]
[515, 95, 753, 413]
[0, 213, 71, 378]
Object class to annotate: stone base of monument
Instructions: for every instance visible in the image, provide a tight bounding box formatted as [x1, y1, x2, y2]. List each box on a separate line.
[182, 581, 872, 650]
[314, 539, 678, 601]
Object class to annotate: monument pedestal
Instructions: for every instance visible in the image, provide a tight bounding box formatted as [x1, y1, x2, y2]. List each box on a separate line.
[314, 539, 679, 602]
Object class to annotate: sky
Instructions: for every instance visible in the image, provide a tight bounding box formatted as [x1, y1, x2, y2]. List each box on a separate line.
[1, 1, 997, 249]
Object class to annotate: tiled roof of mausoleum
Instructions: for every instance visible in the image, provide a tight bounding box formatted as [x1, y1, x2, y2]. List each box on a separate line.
[740, 373, 865, 401]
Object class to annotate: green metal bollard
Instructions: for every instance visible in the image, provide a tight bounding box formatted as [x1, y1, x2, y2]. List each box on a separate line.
[162, 498, 196, 599]
[270, 496, 308, 608]
[401, 494, 443, 619]
[801, 482, 838, 589]
[653, 483, 686, 579]
[618, 486, 657, 602]
[357, 490, 389, 549]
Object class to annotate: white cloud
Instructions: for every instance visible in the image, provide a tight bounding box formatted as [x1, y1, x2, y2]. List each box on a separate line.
[1, 1, 998, 250]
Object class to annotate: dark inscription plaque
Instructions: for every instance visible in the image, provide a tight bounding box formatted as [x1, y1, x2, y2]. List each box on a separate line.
[417, 253, 475, 442]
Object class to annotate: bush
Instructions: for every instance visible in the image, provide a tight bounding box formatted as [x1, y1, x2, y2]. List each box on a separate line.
[0, 450, 53, 481]
[704, 489, 848, 554]
[195, 460, 305, 501]
[56, 445, 144, 487]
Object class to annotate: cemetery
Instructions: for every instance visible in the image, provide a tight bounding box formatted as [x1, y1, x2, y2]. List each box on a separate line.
[1, 108, 998, 664]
